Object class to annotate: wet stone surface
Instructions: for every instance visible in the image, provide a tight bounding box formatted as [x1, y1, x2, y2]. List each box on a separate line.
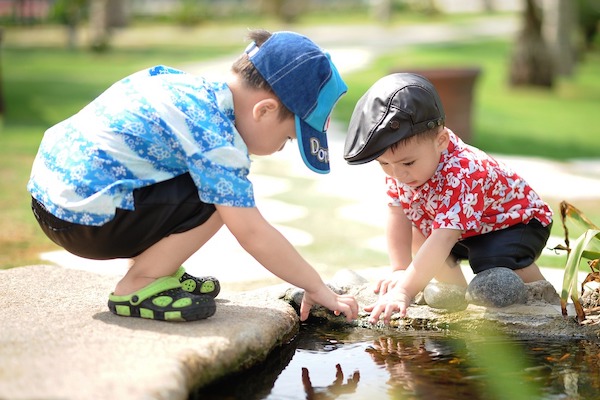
[281, 269, 600, 339]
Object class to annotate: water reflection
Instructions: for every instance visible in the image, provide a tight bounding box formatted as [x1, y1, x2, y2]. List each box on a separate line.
[192, 323, 600, 400]
[302, 363, 360, 399]
[366, 335, 481, 399]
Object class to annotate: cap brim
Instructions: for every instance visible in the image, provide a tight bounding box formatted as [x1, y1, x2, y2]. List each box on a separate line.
[296, 116, 330, 174]
[344, 147, 387, 165]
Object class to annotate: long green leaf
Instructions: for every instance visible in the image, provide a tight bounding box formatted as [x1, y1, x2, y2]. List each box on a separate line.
[560, 229, 600, 322]
[560, 201, 600, 231]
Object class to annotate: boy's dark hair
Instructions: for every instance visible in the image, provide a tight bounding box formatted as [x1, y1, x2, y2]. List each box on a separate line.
[232, 29, 294, 121]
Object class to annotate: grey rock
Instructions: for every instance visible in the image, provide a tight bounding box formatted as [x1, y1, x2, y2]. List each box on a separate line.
[526, 279, 561, 305]
[423, 282, 468, 311]
[466, 267, 527, 307]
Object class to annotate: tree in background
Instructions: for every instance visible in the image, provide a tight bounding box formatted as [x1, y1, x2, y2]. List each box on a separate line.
[88, 0, 128, 51]
[50, 0, 128, 51]
[0, 28, 4, 118]
[257, 0, 306, 23]
[51, 0, 87, 50]
[578, 0, 600, 51]
[509, 0, 555, 88]
[509, 0, 599, 88]
[543, 0, 577, 77]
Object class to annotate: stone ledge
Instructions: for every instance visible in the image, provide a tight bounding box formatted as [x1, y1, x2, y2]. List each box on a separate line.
[3, 265, 599, 400]
[280, 270, 600, 340]
[0, 265, 298, 400]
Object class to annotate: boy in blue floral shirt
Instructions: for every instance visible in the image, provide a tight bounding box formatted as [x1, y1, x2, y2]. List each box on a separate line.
[28, 29, 358, 323]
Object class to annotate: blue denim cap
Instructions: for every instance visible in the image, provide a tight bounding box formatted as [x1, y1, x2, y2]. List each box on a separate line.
[245, 31, 348, 174]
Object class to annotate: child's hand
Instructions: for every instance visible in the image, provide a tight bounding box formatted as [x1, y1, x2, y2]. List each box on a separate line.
[364, 287, 412, 325]
[373, 270, 406, 295]
[300, 285, 359, 322]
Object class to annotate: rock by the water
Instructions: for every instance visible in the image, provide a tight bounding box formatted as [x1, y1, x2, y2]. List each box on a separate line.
[466, 267, 527, 307]
[423, 282, 468, 311]
[526, 279, 561, 305]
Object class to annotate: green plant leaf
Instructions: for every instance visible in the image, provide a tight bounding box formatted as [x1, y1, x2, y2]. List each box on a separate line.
[560, 228, 600, 322]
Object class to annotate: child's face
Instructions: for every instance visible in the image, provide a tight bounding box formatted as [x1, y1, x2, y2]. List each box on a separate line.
[377, 129, 449, 188]
[252, 114, 297, 155]
[236, 99, 297, 156]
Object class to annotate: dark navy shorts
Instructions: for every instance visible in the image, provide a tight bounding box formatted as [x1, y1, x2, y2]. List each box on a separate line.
[450, 219, 552, 274]
[32, 173, 217, 260]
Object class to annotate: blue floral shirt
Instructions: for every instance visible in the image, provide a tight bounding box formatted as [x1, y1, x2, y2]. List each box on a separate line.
[27, 65, 255, 226]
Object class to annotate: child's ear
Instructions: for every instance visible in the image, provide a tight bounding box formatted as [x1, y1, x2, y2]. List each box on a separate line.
[252, 98, 279, 120]
[436, 127, 450, 150]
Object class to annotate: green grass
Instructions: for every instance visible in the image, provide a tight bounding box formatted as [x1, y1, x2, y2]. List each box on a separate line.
[1, 19, 599, 274]
[3, 45, 238, 127]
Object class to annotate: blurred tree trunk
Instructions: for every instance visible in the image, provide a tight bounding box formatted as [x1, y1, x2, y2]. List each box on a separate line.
[578, 0, 600, 51]
[482, 0, 495, 12]
[0, 28, 4, 117]
[89, 0, 128, 51]
[258, 0, 304, 23]
[53, 0, 86, 50]
[543, 0, 577, 76]
[106, 0, 128, 28]
[370, 0, 392, 22]
[65, 1, 82, 50]
[509, 0, 555, 88]
[89, 0, 109, 51]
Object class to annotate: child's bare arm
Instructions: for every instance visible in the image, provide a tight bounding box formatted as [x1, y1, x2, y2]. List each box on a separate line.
[215, 204, 358, 321]
[400, 227, 461, 297]
[374, 206, 413, 295]
[367, 227, 461, 324]
[386, 206, 413, 272]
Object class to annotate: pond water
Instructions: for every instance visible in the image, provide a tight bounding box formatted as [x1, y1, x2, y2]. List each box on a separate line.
[192, 322, 600, 400]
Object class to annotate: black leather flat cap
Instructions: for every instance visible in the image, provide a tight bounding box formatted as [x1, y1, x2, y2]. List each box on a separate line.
[344, 73, 445, 165]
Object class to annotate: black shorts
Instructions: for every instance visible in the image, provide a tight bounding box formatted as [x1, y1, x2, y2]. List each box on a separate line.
[32, 173, 217, 260]
[450, 219, 552, 274]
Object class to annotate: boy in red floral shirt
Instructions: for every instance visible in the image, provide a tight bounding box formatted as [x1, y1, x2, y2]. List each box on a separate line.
[344, 73, 553, 325]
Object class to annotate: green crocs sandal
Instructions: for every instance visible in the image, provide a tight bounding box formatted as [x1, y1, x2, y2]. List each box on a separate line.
[173, 266, 221, 298]
[107, 276, 216, 322]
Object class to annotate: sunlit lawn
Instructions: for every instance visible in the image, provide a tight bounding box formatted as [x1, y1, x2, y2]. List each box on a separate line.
[1, 18, 599, 273]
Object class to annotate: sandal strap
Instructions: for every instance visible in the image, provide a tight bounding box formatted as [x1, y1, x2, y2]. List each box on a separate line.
[109, 277, 182, 305]
[172, 266, 186, 280]
[172, 266, 220, 298]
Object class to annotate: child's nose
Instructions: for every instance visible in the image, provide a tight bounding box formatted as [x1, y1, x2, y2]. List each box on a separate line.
[391, 165, 406, 178]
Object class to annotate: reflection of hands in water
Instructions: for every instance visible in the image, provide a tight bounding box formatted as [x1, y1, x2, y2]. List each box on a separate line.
[302, 363, 360, 399]
[366, 336, 472, 398]
[367, 336, 429, 362]
[366, 336, 434, 394]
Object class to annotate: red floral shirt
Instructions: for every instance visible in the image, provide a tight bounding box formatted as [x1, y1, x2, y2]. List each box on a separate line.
[386, 131, 553, 239]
